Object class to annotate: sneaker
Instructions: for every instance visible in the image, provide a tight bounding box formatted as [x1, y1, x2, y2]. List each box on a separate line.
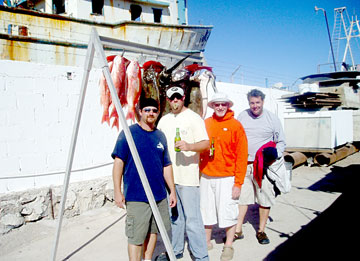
[256, 231, 270, 244]
[233, 231, 244, 241]
[220, 246, 234, 261]
[175, 253, 183, 259]
[155, 252, 169, 261]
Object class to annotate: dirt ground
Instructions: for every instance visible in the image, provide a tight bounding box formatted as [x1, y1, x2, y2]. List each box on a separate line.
[1, 152, 359, 261]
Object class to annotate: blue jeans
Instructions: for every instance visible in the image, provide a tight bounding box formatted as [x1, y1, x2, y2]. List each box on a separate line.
[171, 185, 209, 261]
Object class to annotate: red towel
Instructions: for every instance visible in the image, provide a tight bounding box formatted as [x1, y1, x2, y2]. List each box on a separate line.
[253, 141, 276, 188]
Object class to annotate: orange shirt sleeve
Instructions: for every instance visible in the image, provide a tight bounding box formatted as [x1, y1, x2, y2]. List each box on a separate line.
[234, 122, 248, 188]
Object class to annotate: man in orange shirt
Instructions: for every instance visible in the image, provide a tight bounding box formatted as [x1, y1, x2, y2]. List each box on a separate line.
[200, 92, 248, 261]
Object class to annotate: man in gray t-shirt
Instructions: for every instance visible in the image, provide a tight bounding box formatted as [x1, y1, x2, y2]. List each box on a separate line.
[235, 89, 286, 245]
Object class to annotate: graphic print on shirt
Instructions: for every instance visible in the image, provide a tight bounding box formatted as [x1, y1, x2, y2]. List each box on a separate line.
[157, 142, 164, 150]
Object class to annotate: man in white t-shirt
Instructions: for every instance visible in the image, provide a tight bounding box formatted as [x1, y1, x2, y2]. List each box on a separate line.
[236, 89, 286, 245]
[157, 86, 209, 261]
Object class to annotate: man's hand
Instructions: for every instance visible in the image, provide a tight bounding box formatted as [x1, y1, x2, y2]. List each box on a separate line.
[232, 185, 241, 200]
[168, 191, 177, 208]
[114, 190, 125, 209]
[175, 140, 190, 151]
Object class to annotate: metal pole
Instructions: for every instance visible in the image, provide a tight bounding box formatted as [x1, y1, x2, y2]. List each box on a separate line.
[315, 6, 337, 71]
[323, 10, 337, 71]
[51, 31, 96, 261]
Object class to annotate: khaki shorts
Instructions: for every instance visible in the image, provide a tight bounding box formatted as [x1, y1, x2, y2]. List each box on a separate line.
[238, 164, 276, 207]
[125, 199, 170, 245]
[200, 174, 239, 228]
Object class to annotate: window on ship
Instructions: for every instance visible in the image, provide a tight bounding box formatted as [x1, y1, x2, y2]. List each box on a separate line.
[130, 4, 142, 21]
[54, 0, 65, 14]
[92, 0, 104, 15]
[153, 8, 162, 23]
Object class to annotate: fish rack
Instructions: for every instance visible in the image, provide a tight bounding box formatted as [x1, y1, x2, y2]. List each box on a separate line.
[52, 28, 180, 261]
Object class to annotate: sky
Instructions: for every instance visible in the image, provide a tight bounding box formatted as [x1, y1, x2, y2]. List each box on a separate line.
[187, 0, 360, 91]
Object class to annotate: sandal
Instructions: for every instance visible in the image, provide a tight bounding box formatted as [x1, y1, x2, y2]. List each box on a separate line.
[233, 231, 244, 241]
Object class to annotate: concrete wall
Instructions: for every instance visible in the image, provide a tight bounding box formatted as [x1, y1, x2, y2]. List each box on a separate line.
[0, 60, 119, 194]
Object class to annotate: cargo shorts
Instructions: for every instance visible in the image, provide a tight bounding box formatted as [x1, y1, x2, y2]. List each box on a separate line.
[125, 199, 171, 245]
[238, 164, 276, 207]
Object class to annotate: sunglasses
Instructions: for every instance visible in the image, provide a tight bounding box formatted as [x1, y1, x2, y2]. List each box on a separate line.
[214, 103, 228, 107]
[168, 94, 184, 101]
[143, 108, 159, 113]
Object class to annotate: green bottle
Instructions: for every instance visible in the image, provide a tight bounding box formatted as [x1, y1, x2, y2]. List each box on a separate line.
[209, 137, 215, 158]
[174, 128, 181, 152]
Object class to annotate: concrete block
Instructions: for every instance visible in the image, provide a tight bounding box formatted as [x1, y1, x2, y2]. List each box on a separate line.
[0, 93, 17, 110]
[7, 108, 35, 127]
[0, 141, 7, 158]
[43, 92, 69, 109]
[34, 107, 59, 126]
[46, 151, 67, 171]
[7, 139, 37, 157]
[0, 125, 23, 142]
[16, 93, 43, 110]
[0, 157, 21, 175]
[19, 153, 47, 174]
[36, 137, 61, 154]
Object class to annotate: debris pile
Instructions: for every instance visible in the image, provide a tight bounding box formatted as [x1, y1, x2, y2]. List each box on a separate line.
[283, 92, 342, 109]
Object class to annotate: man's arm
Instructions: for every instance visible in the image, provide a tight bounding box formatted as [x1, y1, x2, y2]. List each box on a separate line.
[175, 139, 209, 153]
[273, 116, 286, 157]
[112, 157, 125, 209]
[233, 125, 248, 198]
[163, 165, 177, 208]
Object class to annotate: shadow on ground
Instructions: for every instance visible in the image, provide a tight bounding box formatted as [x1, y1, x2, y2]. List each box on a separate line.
[264, 164, 360, 260]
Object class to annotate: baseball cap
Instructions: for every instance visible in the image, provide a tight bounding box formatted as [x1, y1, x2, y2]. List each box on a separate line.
[139, 97, 159, 110]
[166, 87, 184, 98]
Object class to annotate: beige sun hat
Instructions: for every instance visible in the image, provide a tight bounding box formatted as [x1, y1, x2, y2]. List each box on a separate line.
[208, 92, 234, 108]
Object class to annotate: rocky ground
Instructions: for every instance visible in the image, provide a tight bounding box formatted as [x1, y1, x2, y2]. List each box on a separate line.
[0, 152, 359, 261]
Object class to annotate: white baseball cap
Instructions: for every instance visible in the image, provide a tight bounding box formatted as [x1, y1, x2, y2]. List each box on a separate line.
[166, 87, 184, 98]
[208, 92, 234, 108]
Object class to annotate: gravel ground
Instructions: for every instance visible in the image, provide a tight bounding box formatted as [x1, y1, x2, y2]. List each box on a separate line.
[1, 151, 359, 261]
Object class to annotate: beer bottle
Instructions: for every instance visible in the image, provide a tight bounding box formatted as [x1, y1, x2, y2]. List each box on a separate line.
[174, 128, 181, 152]
[209, 137, 215, 158]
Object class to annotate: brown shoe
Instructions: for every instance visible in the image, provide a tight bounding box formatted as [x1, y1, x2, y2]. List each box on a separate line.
[256, 231, 270, 244]
[233, 231, 244, 241]
[220, 246, 234, 261]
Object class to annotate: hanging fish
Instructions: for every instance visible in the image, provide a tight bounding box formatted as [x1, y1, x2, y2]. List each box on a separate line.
[99, 61, 114, 125]
[125, 60, 142, 122]
[109, 55, 130, 130]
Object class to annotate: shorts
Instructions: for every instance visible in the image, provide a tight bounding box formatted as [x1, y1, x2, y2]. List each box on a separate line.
[200, 174, 239, 228]
[125, 199, 170, 245]
[238, 164, 276, 207]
